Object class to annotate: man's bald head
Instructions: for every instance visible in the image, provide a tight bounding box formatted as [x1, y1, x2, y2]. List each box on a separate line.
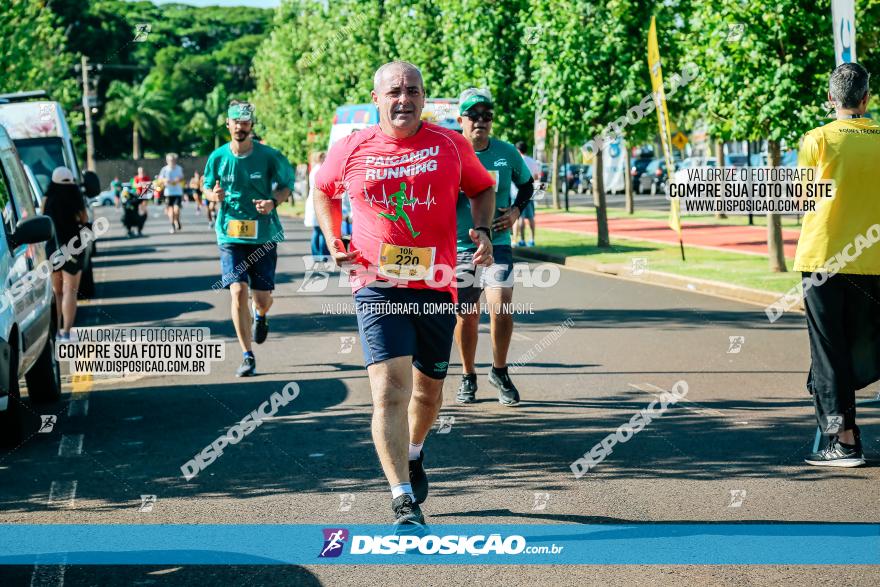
[373, 61, 424, 93]
[371, 61, 426, 138]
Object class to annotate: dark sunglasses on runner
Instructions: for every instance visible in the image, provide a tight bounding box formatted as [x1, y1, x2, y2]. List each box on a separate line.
[463, 110, 494, 122]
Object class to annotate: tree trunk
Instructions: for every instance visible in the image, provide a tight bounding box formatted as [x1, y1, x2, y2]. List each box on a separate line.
[714, 139, 727, 219]
[132, 125, 141, 160]
[593, 151, 609, 247]
[550, 129, 561, 209]
[767, 140, 787, 272]
[624, 142, 634, 214]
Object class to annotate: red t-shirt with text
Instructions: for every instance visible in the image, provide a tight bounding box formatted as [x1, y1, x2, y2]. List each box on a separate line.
[314, 122, 494, 299]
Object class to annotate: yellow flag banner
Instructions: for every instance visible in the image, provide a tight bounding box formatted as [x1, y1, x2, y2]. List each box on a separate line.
[647, 16, 684, 257]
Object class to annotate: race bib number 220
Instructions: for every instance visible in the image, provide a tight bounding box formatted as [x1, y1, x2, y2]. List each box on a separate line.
[378, 243, 435, 280]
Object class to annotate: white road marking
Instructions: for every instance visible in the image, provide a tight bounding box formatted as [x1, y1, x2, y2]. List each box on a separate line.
[48, 480, 77, 508]
[58, 434, 83, 457]
[147, 567, 183, 576]
[67, 398, 88, 417]
[629, 383, 726, 417]
[30, 555, 67, 587]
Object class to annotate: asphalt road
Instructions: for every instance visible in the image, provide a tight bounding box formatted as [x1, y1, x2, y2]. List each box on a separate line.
[1, 203, 877, 586]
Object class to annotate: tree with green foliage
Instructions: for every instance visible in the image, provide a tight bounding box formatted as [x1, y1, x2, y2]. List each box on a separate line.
[859, 0, 880, 98]
[253, 0, 382, 162]
[38, 0, 273, 159]
[182, 85, 229, 153]
[377, 0, 448, 92]
[418, 0, 534, 144]
[688, 0, 835, 272]
[528, 0, 680, 246]
[100, 80, 171, 159]
[0, 0, 77, 107]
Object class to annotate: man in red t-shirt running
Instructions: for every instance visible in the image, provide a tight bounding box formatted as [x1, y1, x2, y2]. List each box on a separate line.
[314, 61, 495, 530]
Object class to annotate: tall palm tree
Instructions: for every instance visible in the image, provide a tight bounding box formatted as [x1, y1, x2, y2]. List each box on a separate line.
[100, 80, 170, 159]
[183, 85, 228, 152]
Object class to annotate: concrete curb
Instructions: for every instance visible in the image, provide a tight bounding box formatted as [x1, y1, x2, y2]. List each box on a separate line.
[513, 247, 805, 314]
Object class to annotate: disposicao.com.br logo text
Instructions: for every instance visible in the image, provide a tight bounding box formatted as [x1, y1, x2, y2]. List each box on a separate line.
[318, 529, 564, 557]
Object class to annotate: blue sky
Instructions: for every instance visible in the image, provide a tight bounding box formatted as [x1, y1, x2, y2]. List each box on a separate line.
[133, 0, 281, 8]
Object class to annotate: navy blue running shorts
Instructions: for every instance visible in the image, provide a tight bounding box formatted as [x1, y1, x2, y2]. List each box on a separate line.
[354, 285, 456, 379]
[218, 241, 278, 291]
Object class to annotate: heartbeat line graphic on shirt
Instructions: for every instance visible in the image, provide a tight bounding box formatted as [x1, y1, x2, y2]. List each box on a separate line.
[363, 183, 437, 210]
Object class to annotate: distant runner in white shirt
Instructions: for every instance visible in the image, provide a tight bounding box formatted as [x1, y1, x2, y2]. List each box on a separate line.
[513, 141, 541, 247]
[159, 152, 185, 233]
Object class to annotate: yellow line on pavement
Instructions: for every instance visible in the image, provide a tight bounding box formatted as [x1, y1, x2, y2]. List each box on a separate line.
[71, 373, 93, 393]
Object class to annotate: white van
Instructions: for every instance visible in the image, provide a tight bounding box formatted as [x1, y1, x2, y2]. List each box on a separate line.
[0, 92, 101, 297]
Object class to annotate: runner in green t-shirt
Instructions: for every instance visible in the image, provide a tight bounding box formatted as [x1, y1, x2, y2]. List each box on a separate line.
[203, 100, 295, 377]
[454, 88, 535, 406]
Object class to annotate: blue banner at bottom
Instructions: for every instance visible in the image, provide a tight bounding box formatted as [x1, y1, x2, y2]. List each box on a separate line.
[0, 524, 877, 565]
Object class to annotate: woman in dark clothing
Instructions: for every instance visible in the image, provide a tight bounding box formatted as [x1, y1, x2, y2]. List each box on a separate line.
[42, 167, 88, 341]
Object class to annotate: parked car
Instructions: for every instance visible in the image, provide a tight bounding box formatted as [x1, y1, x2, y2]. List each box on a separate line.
[91, 190, 116, 207]
[725, 154, 749, 167]
[678, 157, 717, 169]
[630, 157, 653, 186]
[0, 91, 100, 298]
[578, 165, 593, 194]
[639, 159, 667, 194]
[559, 164, 590, 194]
[0, 123, 62, 446]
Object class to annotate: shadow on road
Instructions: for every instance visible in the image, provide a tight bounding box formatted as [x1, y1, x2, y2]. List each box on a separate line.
[95, 256, 221, 268]
[78, 302, 214, 325]
[1, 371, 876, 517]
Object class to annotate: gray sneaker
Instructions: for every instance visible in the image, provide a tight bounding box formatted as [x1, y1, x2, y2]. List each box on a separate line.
[489, 369, 520, 406]
[805, 436, 865, 467]
[236, 355, 256, 377]
[391, 494, 427, 535]
[456, 374, 477, 404]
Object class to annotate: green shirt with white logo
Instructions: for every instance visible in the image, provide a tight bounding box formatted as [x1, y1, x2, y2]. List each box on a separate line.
[456, 138, 532, 251]
[204, 142, 295, 245]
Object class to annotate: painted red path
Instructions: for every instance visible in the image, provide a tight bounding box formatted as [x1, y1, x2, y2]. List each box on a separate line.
[538, 213, 801, 258]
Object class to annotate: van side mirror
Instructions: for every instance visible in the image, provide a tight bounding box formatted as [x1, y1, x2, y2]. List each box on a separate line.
[9, 215, 55, 249]
[83, 170, 100, 198]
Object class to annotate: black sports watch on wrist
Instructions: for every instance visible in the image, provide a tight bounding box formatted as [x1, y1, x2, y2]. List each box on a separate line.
[475, 226, 491, 237]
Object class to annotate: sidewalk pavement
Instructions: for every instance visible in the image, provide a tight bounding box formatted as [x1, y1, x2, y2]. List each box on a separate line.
[537, 212, 802, 258]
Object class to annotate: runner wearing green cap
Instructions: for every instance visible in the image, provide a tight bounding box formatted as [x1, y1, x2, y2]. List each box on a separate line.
[203, 100, 296, 377]
[454, 88, 535, 406]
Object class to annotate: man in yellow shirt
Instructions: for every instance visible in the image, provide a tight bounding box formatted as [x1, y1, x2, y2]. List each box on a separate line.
[795, 62, 879, 467]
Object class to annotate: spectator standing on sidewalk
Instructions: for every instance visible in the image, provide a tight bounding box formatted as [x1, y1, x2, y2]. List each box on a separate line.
[512, 141, 541, 247]
[797, 62, 880, 468]
[304, 151, 329, 258]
